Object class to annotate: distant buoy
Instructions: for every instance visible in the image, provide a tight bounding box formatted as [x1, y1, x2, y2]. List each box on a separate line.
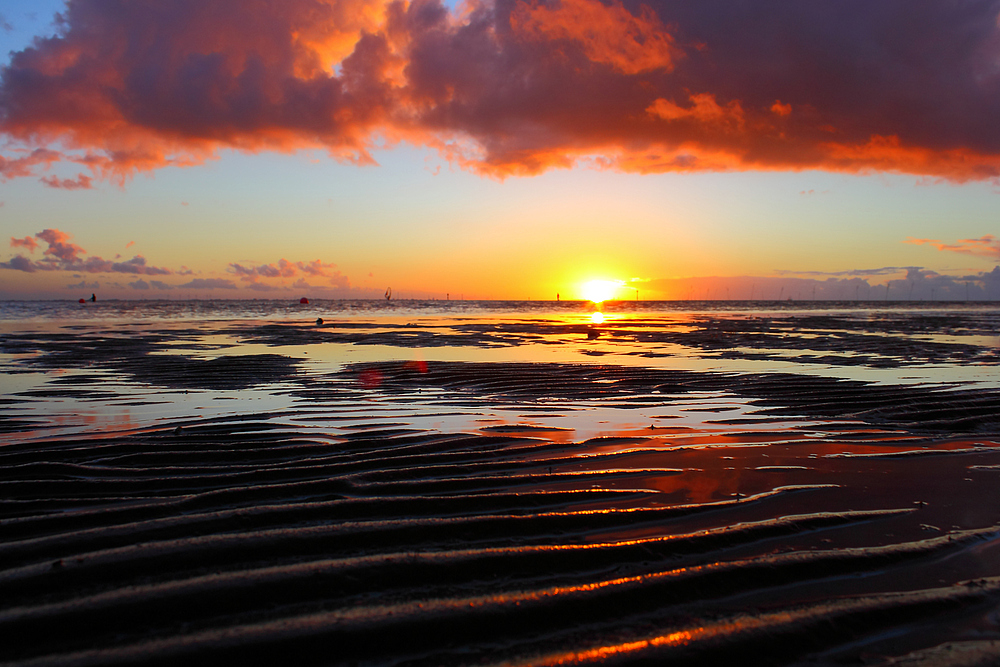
[316, 318, 323, 325]
[79, 298, 86, 304]
[300, 297, 309, 304]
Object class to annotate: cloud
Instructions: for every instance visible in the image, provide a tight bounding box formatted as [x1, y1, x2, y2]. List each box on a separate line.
[647, 93, 744, 127]
[125, 241, 135, 249]
[129, 279, 150, 290]
[10, 236, 39, 252]
[178, 278, 238, 289]
[0, 228, 173, 274]
[246, 282, 279, 292]
[773, 266, 918, 278]
[906, 235, 1000, 260]
[2, 0, 1000, 181]
[0, 148, 61, 179]
[37, 228, 86, 263]
[40, 174, 94, 190]
[229, 257, 350, 287]
[110, 256, 172, 275]
[3, 256, 36, 272]
[67, 280, 100, 290]
[635, 265, 1000, 301]
[510, 0, 679, 75]
[149, 280, 174, 290]
[770, 101, 792, 117]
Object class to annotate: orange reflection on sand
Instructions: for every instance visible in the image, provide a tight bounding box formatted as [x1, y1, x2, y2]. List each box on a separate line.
[22, 407, 148, 440]
[543, 630, 695, 665]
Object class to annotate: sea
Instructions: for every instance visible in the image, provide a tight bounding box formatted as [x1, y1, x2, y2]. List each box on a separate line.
[2, 297, 999, 322]
[2, 298, 998, 443]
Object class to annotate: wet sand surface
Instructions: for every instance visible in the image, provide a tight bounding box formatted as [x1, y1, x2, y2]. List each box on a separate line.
[2, 309, 1000, 666]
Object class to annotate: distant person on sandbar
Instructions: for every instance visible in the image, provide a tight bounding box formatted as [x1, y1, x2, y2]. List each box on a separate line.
[90, 294, 96, 302]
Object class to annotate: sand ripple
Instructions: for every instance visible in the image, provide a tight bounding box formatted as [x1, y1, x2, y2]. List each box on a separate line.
[4, 374, 1000, 665]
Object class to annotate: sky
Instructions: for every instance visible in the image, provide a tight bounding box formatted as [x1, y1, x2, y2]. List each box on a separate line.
[1, 0, 999, 301]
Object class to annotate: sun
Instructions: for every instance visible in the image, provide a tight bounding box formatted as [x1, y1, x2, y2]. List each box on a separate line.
[581, 279, 623, 303]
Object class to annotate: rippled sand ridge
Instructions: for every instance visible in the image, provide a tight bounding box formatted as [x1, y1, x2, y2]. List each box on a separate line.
[2, 301, 1000, 665]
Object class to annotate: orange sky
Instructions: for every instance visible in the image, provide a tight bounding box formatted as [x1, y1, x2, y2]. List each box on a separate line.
[1, 0, 999, 300]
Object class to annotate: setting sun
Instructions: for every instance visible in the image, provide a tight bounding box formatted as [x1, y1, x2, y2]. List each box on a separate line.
[581, 279, 624, 303]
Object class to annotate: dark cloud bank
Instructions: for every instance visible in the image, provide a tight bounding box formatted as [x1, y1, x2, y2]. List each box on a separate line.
[1, 0, 999, 180]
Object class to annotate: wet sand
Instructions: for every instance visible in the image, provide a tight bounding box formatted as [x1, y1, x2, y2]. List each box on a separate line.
[2, 310, 1000, 665]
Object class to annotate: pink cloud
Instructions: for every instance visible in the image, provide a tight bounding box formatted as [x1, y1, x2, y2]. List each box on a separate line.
[0, 148, 62, 180]
[1, 1, 999, 181]
[229, 257, 350, 286]
[37, 229, 87, 263]
[0, 228, 173, 274]
[39, 174, 94, 190]
[10, 236, 39, 252]
[906, 235, 1000, 260]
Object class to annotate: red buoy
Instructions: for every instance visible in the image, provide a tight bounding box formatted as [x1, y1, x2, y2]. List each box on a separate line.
[299, 297, 309, 304]
[79, 298, 86, 303]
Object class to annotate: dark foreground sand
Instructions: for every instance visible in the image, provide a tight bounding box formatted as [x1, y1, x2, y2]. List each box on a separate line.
[3, 313, 1000, 665]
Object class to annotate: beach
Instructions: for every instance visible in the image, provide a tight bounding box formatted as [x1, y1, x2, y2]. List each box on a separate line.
[2, 300, 1000, 666]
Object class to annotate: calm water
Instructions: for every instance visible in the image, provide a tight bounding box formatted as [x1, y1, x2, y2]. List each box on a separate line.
[3, 298, 998, 322]
[2, 298, 998, 443]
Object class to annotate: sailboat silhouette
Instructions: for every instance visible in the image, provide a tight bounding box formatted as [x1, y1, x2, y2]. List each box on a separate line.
[385, 287, 392, 301]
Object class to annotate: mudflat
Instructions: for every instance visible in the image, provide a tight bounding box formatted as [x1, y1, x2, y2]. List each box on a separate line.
[2, 307, 1000, 665]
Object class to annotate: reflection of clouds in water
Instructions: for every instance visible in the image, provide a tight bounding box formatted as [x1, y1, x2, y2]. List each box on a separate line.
[4, 308, 999, 445]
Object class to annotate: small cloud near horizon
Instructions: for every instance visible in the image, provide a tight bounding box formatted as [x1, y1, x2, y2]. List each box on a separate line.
[634, 265, 1000, 301]
[179, 278, 238, 290]
[773, 266, 918, 278]
[906, 235, 1000, 261]
[1, 229, 171, 275]
[246, 282, 279, 292]
[229, 257, 351, 289]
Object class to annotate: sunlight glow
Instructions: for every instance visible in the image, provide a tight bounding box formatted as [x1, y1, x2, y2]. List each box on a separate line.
[581, 279, 624, 303]
[591, 311, 605, 324]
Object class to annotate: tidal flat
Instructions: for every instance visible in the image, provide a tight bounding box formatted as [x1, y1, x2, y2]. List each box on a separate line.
[2, 301, 1000, 665]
